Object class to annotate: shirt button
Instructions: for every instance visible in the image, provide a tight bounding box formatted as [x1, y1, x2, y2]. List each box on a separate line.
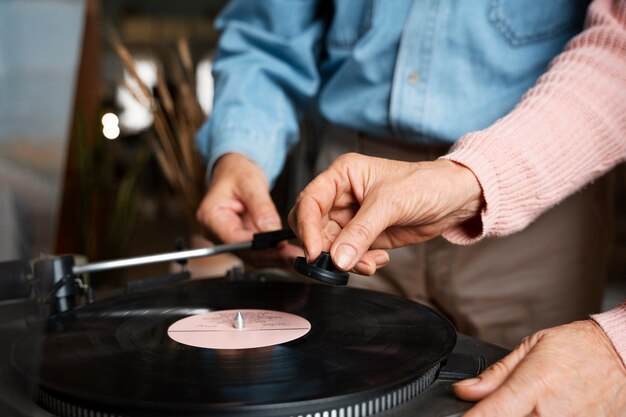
[407, 71, 420, 85]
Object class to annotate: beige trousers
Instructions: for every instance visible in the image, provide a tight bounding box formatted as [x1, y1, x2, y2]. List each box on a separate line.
[315, 126, 614, 348]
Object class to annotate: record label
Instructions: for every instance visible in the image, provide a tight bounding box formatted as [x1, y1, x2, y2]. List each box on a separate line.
[13, 279, 458, 417]
[167, 309, 311, 349]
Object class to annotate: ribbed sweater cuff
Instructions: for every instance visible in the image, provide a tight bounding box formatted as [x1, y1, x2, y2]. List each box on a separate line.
[591, 302, 626, 367]
[440, 143, 501, 245]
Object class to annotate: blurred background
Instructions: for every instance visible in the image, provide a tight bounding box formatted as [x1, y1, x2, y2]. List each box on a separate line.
[0, 0, 624, 307]
[0, 0, 231, 287]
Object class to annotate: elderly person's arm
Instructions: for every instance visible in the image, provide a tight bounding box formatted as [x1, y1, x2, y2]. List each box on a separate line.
[441, 0, 626, 245]
[290, 0, 626, 414]
[196, 0, 325, 266]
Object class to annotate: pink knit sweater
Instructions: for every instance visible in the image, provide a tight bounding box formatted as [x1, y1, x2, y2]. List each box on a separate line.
[441, 0, 626, 365]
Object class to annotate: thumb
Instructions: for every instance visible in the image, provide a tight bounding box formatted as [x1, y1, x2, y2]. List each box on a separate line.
[453, 334, 538, 402]
[329, 199, 389, 271]
[239, 181, 282, 232]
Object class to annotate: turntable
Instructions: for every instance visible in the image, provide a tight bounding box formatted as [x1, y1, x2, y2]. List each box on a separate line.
[0, 230, 508, 417]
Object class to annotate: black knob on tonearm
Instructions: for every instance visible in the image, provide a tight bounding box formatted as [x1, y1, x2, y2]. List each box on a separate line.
[293, 252, 350, 286]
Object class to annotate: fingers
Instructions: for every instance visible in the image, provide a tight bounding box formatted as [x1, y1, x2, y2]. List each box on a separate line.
[460, 356, 542, 417]
[352, 250, 390, 275]
[197, 153, 282, 244]
[197, 196, 253, 243]
[454, 335, 538, 402]
[290, 174, 340, 262]
[454, 322, 626, 417]
[455, 334, 544, 417]
[291, 154, 401, 269]
[238, 180, 283, 232]
[288, 205, 323, 261]
[329, 197, 390, 271]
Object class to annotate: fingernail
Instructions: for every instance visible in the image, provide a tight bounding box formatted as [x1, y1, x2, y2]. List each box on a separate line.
[356, 260, 375, 275]
[258, 216, 281, 231]
[335, 244, 357, 270]
[374, 253, 390, 266]
[453, 378, 481, 387]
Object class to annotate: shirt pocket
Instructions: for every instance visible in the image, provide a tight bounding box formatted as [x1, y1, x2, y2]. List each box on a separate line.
[326, 0, 375, 48]
[488, 0, 588, 47]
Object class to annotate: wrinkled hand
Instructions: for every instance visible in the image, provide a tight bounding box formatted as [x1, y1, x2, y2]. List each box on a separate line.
[196, 153, 302, 267]
[455, 320, 626, 416]
[288, 153, 483, 274]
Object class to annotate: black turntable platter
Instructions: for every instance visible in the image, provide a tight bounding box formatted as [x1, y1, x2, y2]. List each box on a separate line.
[11, 279, 457, 417]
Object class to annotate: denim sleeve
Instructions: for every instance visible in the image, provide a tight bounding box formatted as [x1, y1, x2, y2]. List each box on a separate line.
[195, 0, 325, 185]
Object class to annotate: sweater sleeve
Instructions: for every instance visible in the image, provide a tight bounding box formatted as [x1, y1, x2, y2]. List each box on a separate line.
[440, 0, 626, 244]
[439, 0, 626, 366]
[591, 302, 626, 366]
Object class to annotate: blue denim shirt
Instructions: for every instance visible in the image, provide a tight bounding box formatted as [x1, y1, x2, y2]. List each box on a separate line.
[196, 0, 589, 183]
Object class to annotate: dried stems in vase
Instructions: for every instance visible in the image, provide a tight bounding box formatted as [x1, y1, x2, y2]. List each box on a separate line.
[109, 29, 206, 231]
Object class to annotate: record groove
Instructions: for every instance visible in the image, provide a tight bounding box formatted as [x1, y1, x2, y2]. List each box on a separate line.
[13, 277, 456, 417]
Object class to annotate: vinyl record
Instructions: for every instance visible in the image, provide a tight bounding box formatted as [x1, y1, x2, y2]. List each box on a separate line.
[12, 277, 456, 417]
